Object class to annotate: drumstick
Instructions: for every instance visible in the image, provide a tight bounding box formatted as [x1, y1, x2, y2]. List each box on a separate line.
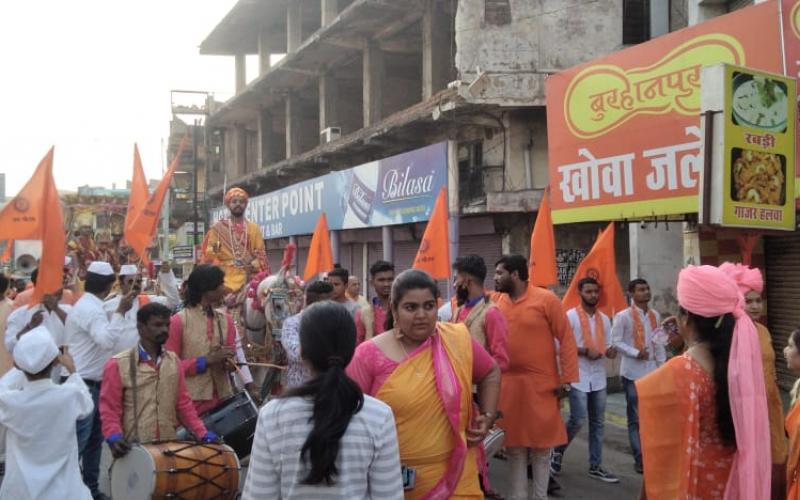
[237, 362, 288, 370]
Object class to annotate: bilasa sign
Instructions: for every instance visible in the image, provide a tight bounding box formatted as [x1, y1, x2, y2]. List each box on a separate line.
[211, 142, 448, 239]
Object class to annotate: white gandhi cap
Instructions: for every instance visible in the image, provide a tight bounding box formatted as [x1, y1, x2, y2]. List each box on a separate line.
[119, 265, 138, 276]
[13, 326, 59, 374]
[87, 261, 114, 276]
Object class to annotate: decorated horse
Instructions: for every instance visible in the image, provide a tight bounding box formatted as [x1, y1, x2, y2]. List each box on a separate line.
[241, 244, 304, 401]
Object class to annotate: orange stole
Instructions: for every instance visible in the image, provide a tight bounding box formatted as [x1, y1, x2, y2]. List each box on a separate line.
[637, 357, 692, 499]
[786, 402, 800, 499]
[375, 324, 481, 499]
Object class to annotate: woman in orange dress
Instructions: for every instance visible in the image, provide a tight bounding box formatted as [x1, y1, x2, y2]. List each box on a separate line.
[637, 264, 770, 499]
[783, 328, 800, 499]
[347, 269, 501, 499]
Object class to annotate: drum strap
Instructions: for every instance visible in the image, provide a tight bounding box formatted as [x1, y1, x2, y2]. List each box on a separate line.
[127, 348, 141, 444]
[215, 314, 237, 396]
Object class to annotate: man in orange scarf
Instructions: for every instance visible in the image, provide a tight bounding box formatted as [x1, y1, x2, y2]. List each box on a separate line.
[203, 187, 269, 295]
[493, 254, 578, 500]
[611, 278, 665, 474]
[552, 277, 619, 484]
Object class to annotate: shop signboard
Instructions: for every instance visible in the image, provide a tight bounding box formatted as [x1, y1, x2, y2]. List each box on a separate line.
[171, 244, 195, 262]
[210, 142, 448, 239]
[702, 64, 796, 230]
[546, 1, 784, 223]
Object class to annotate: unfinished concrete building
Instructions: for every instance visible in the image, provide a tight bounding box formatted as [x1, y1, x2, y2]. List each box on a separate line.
[200, 0, 683, 291]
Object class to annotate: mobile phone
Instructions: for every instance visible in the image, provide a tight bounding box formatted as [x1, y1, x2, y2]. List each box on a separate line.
[401, 465, 416, 491]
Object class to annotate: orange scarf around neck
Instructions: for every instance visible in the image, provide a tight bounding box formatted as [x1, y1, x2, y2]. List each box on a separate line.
[631, 306, 657, 351]
[577, 307, 605, 353]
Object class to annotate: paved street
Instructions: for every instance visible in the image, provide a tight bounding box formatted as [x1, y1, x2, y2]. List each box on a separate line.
[488, 391, 643, 499]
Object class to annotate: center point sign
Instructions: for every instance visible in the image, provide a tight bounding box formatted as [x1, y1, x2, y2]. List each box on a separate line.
[546, 1, 786, 224]
[211, 142, 448, 238]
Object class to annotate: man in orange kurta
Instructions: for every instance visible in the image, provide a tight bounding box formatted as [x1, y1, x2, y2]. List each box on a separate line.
[493, 254, 578, 500]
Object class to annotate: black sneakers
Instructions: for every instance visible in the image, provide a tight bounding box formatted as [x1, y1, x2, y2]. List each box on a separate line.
[588, 465, 620, 483]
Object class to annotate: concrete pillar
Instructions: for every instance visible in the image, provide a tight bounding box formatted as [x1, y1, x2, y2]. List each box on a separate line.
[287, 1, 302, 53]
[363, 41, 384, 127]
[687, 0, 726, 26]
[321, 0, 338, 26]
[422, 0, 450, 100]
[447, 140, 459, 269]
[331, 230, 341, 264]
[285, 94, 302, 158]
[233, 124, 247, 176]
[235, 54, 247, 93]
[319, 72, 339, 132]
[629, 222, 683, 316]
[382, 226, 393, 262]
[258, 29, 271, 75]
[257, 108, 273, 168]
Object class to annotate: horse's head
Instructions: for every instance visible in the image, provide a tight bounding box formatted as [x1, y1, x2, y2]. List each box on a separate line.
[256, 244, 304, 338]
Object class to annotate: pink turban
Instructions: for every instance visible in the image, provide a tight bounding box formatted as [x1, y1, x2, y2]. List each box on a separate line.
[224, 187, 249, 206]
[677, 265, 770, 500]
[718, 262, 764, 295]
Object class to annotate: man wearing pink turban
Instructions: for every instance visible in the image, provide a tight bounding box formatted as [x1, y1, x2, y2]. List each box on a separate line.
[637, 264, 770, 499]
[719, 262, 787, 498]
[202, 187, 269, 295]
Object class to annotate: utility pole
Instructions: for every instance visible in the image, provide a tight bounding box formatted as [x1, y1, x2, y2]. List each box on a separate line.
[192, 119, 200, 246]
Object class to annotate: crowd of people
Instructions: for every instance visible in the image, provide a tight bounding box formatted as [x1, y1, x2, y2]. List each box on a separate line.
[0, 186, 798, 500]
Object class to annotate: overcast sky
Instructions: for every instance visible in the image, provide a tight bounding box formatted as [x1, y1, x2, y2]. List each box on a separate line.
[0, 0, 250, 196]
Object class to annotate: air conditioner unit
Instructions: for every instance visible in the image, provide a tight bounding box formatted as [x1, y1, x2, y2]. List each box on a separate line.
[320, 127, 341, 144]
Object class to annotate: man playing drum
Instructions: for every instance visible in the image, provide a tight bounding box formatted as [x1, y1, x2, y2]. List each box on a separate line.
[202, 187, 269, 297]
[99, 303, 215, 457]
[165, 265, 256, 414]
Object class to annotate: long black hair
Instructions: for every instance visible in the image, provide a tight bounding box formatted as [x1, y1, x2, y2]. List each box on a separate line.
[384, 269, 440, 331]
[185, 264, 225, 307]
[683, 307, 736, 446]
[283, 301, 363, 485]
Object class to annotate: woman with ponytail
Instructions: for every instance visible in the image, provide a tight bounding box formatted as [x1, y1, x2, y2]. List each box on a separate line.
[241, 301, 403, 499]
[637, 264, 770, 499]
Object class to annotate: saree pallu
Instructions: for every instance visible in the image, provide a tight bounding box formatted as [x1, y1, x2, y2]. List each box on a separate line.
[786, 401, 800, 499]
[637, 354, 735, 500]
[376, 323, 481, 499]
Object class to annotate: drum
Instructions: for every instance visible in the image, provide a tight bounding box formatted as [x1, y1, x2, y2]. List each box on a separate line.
[178, 391, 259, 458]
[110, 441, 239, 500]
[483, 428, 505, 458]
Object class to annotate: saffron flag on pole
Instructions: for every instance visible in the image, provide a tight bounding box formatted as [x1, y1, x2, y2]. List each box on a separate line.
[0, 241, 12, 263]
[530, 189, 557, 287]
[304, 213, 334, 281]
[562, 222, 627, 318]
[124, 144, 148, 241]
[0, 148, 65, 303]
[412, 187, 450, 280]
[127, 136, 188, 263]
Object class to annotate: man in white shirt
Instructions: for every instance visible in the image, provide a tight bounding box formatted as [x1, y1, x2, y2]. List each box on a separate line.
[5, 288, 72, 383]
[611, 278, 665, 474]
[0, 325, 94, 500]
[65, 261, 132, 500]
[326, 266, 360, 317]
[103, 262, 180, 353]
[551, 277, 619, 483]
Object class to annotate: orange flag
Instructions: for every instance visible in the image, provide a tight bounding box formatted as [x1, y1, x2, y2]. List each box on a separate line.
[530, 189, 557, 287]
[304, 213, 334, 281]
[127, 137, 188, 263]
[0, 240, 12, 263]
[0, 148, 65, 303]
[412, 187, 450, 280]
[124, 144, 148, 242]
[562, 222, 627, 318]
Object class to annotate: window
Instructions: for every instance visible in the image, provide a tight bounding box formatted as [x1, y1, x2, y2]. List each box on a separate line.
[623, 0, 650, 45]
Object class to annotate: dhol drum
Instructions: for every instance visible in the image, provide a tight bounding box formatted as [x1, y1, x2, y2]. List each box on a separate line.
[483, 427, 505, 458]
[110, 441, 239, 500]
[178, 391, 259, 459]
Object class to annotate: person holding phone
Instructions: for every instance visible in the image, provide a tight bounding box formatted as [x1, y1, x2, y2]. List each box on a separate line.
[103, 263, 180, 353]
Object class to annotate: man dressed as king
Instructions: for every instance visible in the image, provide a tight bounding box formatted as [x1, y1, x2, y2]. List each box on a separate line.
[203, 187, 269, 296]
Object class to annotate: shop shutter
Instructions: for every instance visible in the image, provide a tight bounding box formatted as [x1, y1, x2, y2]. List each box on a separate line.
[457, 234, 504, 291]
[728, 0, 754, 12]
[765, 234, 800, 390]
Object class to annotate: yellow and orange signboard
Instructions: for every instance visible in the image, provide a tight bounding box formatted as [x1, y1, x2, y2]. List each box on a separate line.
[781, 0, 800, 206]
[547, 1, 784, 223]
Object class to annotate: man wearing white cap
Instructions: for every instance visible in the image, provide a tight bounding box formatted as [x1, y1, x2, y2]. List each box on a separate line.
[0, 326, 94, 499]
[64, 261, 129, 500]
[103, 262, 180, 352]
[4, 284, 72, 383]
